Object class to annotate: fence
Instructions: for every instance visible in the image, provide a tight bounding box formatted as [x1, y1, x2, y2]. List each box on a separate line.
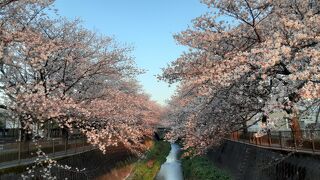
[0, 136, 92, 166]
[229, 130, 320, 153]
[0, 128, 69, 140]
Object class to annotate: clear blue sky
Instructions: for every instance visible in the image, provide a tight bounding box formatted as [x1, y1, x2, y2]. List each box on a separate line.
[54, 0, 208, 105]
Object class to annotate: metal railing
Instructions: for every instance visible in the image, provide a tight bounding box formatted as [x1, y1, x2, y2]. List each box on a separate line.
[229, 130, 320, 154]
[0, 136, 92, 167]
[0, 128, 67, 140]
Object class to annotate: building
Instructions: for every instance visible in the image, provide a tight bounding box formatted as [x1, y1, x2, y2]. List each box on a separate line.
[247, 103, 320, 132]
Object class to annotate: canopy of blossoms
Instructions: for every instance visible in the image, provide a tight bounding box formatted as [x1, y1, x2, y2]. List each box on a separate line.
[0, 0, 162, 155]
[160, 0, 320, 154]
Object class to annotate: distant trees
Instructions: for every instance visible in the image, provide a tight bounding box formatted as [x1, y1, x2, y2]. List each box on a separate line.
[0, 0, 162, 153]
[160, 0, 320, 154]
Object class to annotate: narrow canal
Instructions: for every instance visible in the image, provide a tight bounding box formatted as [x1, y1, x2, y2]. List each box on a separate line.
[156, 143, 183, 180]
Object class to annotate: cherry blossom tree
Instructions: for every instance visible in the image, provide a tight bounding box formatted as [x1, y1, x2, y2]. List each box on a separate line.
[0, 0, 162, 153]
[160, 0, 319, 154]
[0, 0, 162, 178]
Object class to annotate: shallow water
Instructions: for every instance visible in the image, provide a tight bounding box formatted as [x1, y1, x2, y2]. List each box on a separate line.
[156, 143, 183, 180]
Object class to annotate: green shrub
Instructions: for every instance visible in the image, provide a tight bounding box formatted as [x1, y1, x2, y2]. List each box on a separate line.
[182, 156, 231, 180]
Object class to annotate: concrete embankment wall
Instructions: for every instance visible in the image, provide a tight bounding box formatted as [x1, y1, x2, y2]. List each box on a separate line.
[1, 148, 134, 180]
[207, 140, 320, 180]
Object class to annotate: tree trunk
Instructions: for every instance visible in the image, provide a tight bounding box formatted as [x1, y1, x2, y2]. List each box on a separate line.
[290, 113, 302, 145]
[19, 128, 32, 142]
[19, 121, 32, 142]
[62, 127, 69, 143]
[242, 121, 248, 134]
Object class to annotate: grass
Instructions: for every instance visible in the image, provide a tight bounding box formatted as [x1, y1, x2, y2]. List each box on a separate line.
[130, 141, 170, 180]
[181, 155, 231, 180]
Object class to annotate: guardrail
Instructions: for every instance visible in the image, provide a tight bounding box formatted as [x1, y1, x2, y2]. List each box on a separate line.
[0, 128, 73, 140]
[0, 137, 91, 166]
[229, 130, 320, 153]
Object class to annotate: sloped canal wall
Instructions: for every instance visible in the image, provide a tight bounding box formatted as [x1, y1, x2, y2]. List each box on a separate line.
[207, 140, 320, 180]
[1, 147, 135, 180]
